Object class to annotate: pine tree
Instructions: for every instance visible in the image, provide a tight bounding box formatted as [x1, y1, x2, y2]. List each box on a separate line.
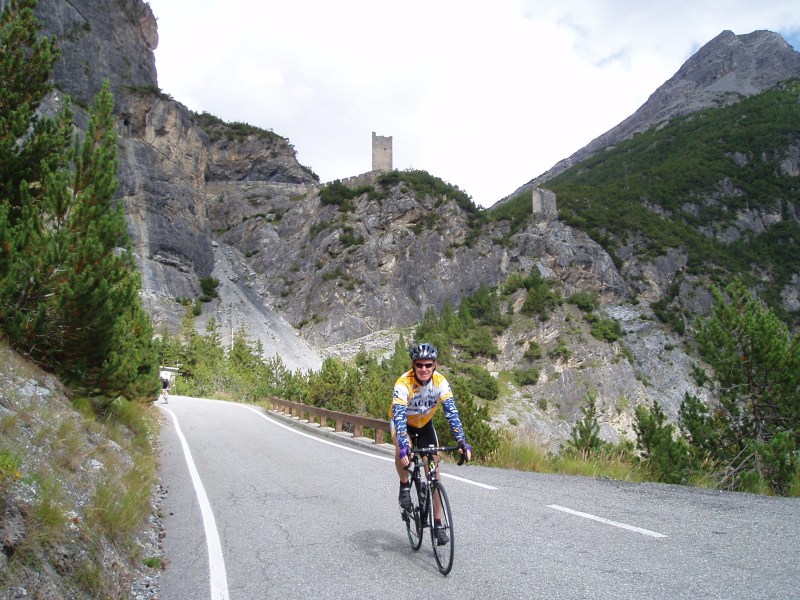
[0, 2, 158, 398]
[634, 401, 691, 484]
[0, 0, 64, 218]
[682, 277, 800, 493]
[567, 393, 604, 458]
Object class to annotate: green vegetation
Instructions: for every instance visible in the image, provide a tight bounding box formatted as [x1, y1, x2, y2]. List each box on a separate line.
[566, 393, 604, 458]
[377, 169, 479, 216]
[627, 278, 800, 494]
[550, 81, 800, 322]
[586, 313, 623, 342]
[199, 275, 220, 302]
[0, 4, 162, 593]
[485, 189, 533, 235]
[319, 180, 367, 210]
[1, 342, 158, 597]
[567, 291, 599, 313]
[123, 83, 172, 101]
[192, 110, 283, 144]
[485, 81, 800, 326]
[519, 269, 561, 321]
[157, 318, 501, 458]
[635, 400, 691, 484]
[489, 424, 643, 483]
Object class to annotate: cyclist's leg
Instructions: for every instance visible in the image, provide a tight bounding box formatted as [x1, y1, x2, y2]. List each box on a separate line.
[394, 424, 422, 512]
[414, 422, 445, 521]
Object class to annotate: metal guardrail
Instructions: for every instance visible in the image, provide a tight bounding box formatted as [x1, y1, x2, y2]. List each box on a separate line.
[268, 397, 391, 445]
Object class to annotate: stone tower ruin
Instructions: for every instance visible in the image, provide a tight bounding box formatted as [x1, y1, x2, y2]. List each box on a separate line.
[372, 132, 392, 172]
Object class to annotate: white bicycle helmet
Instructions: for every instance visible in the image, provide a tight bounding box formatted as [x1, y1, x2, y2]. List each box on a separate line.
[409, 343, 438, 361]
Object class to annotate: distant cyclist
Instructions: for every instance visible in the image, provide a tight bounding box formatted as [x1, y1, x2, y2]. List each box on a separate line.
[390, 343, 472, 545]
[160, 376, 170, 404]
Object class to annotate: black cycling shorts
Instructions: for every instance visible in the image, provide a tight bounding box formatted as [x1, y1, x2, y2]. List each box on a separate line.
[407, 420, 439, 450]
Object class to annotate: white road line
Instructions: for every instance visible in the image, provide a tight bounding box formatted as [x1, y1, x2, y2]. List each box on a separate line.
[547, 504, 668, 538]
[160, 406, 230, 600]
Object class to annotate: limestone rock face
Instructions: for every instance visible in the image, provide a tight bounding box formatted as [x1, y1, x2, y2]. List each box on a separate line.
[36, 0, 158, 106]
[205, 134, 317, 184]
[34, 0, 322, 370]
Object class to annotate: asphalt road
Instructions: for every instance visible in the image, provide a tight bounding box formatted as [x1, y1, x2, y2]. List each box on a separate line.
[157, 395, 800, 600]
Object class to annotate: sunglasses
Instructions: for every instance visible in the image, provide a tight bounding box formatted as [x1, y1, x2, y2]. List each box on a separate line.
[414, 362, 434, 369]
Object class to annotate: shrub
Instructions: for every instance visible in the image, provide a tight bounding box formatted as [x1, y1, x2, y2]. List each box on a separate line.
[513, 367, 540, 386]
[568, 291, 599, 312]
[199, 276, 220, 302]
[566, 394, 605, 458]
[586, 314, 623, 342]
[634, 401, 691, 484]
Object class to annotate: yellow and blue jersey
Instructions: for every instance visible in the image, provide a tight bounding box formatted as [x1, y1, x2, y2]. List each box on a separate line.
[389, 369, 465, 449]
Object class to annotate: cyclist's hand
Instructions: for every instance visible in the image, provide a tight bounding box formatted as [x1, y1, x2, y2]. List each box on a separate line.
[399, 444, 410, 467]
[458, 439, 472, 463]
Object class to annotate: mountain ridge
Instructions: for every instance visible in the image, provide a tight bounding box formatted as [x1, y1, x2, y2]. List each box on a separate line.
[498, 29, 800, 205]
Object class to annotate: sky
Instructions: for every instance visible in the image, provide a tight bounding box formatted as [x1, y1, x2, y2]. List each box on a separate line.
[144, 1, 800, 208]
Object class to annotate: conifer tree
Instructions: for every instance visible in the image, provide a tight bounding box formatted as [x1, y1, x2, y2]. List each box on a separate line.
[0, 0, 65, 218]
[567, 393, 604, 458]
[0, 1, 158, 398]
[681, 278, 799, 493]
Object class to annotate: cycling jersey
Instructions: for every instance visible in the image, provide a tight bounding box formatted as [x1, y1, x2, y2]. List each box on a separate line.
[390, 369, 465, 449]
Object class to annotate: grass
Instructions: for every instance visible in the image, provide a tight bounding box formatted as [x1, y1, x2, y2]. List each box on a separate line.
[485, 427, 800, 495]
[86, 456, 156, 543]
[487, 428, 656, 484]
[0, 377, 160, 596]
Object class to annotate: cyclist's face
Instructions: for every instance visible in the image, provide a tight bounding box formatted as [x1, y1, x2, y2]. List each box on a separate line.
[412, 361, 436, 382]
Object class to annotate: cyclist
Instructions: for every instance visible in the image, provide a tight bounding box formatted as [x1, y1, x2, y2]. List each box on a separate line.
[160, 375, 170, 404]
[390, 342, 472, 545]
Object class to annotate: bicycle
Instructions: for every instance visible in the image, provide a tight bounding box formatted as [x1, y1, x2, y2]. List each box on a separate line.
[400, 441, 466, 575]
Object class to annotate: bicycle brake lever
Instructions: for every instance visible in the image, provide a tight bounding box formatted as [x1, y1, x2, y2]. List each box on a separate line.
[457, 452, 466, 466]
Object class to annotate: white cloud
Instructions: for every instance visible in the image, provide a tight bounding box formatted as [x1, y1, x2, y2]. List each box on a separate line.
[146, 0, 800, 206]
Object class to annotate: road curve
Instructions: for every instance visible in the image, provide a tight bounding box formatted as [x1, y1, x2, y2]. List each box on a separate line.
[157, 395, 800, 600]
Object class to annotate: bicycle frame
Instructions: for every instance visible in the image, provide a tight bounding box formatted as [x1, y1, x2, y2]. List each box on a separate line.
[408, 445, 458, 513]
[401, 444, 462, 575]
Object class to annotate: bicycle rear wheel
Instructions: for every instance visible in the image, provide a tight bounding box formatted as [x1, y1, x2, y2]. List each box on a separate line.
[404, 479, 425, 551]
[430, 482, 454, 575]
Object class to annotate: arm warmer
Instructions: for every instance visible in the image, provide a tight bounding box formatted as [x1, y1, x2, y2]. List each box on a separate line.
[391, 402, 410, 449]
[442, 397, 466, 443]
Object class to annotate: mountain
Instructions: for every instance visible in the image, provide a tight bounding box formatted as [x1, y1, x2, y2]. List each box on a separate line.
[30, 0, 800, 445]
[501, 29, 800, 201]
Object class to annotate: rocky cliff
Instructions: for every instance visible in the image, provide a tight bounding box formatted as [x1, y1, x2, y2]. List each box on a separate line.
[35, 0, 322, 371]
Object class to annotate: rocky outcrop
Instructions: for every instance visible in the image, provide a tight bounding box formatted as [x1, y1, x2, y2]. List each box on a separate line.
[36, 0, 157, 108]
[36, 0, 800, 352]
[205, 133, 317, 184]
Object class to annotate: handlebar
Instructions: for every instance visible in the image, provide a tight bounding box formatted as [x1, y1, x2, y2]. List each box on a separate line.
[410, 445, 467, 466]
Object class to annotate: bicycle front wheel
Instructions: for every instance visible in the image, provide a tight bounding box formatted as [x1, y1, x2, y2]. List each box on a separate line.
[404, 479, 425, 551]
[430, 482, 454, 575]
